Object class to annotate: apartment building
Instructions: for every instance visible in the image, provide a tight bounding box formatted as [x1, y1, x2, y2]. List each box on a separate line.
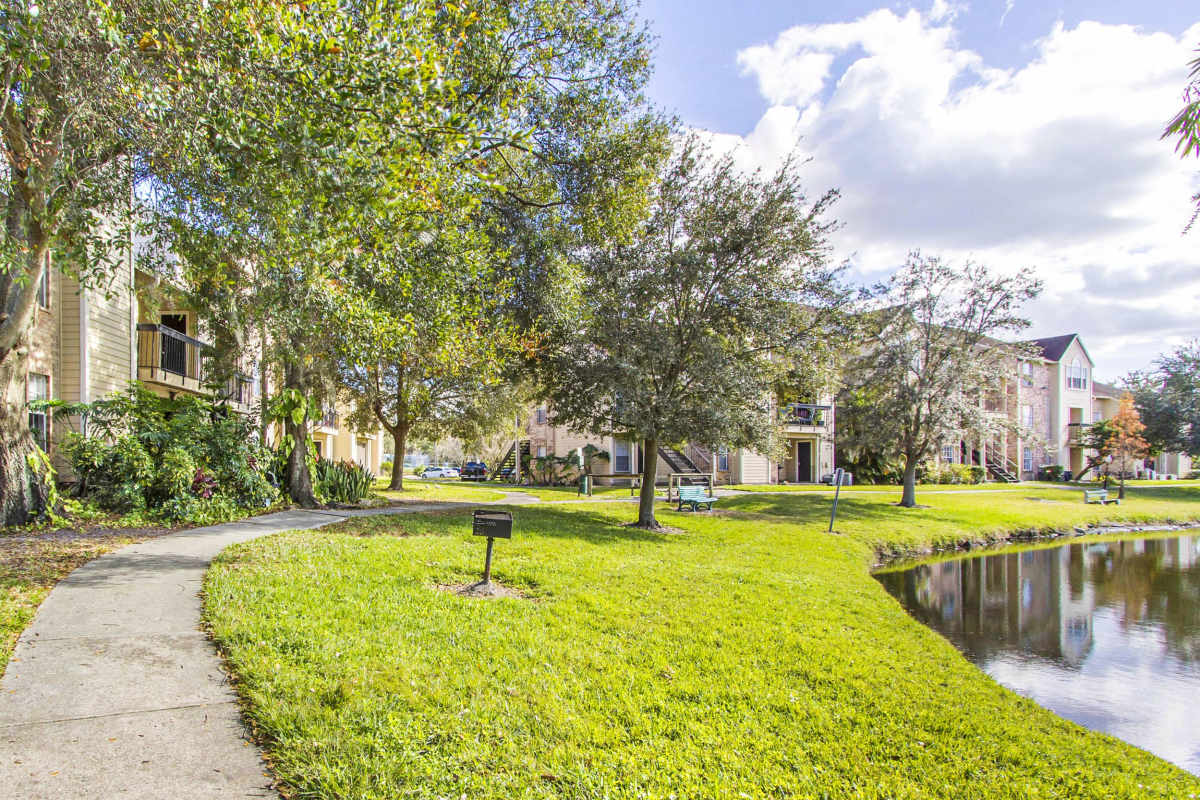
[518, 392, 836, 486]
[936, 333, 1192, 481]
[24, 256, 385, 479]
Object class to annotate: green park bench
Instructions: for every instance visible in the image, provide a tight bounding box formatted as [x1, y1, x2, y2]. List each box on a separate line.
[677, 486, 717, 512]
[1083, 488, 1120, 505]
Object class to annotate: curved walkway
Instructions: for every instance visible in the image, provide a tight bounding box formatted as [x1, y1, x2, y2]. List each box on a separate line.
[0, 506, 464, 799]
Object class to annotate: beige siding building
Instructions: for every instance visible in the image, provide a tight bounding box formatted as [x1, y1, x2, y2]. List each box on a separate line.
[25, 257, 386, 480]
[518, 394, 837, 487]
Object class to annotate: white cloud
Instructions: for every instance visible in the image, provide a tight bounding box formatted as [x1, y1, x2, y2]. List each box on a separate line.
[999, 0, 1014, 27]
[711, 8, 1200, 378]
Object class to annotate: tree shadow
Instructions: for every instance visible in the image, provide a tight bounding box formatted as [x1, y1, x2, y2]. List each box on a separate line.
[326, 503, 675, 546]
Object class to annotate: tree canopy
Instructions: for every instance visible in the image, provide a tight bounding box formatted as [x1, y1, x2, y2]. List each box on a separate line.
[539, 136, 846, 527]
[839, 253, 1041, 507]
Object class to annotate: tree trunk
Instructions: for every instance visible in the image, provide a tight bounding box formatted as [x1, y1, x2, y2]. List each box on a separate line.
[0, 343, 49, 526]
[899, 455, 919, 508]
[283, 363, 317, 507]
[389, 425, 408, 490]
[636, 437, 659, 528]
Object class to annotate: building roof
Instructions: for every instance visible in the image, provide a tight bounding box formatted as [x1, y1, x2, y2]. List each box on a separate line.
[1025, 333, 1079, 362]
[1093, 380, 1123, 399]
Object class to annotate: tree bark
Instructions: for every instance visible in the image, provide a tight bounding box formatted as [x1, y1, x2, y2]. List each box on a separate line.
[389, 424, 408, 490]
[636, 437, 659, 528]
[0, 341, 49, 526]
[283, 362, 317, 507]
[899, 455, 919, 508]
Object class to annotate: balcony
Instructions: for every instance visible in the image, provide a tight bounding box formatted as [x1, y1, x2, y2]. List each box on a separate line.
[779, 402, 830, 429]
[223, 371, 258, 414]
[137, 324, 210, 395]
[1067, 422, 1091, 446]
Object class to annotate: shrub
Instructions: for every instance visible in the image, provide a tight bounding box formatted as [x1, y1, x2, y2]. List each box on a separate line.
[313, 458, 374, 504]
[56, 384, 279, 522]
[966, 466, 986, 484]
[1039, 465, 1065, 481]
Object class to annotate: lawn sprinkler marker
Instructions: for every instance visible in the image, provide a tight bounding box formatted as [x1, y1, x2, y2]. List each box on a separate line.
[472, 509, 513, 585]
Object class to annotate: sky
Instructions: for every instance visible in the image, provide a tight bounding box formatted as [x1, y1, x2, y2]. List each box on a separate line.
[638, 0, 1200, 381]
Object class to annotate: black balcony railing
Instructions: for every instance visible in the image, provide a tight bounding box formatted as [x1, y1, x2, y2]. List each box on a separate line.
[136, 324, 209, 384]
[779, 402, 830, 426]
[226, 372, 258, 406]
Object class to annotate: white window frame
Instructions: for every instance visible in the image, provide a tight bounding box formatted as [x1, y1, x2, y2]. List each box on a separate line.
[35, 267, 49, 309]
[941, 445, 955, 462]
[27, 373, 50, 451]
[535, 406, 547, 425]
[1066, 358, 1088, 391]
[613, 438, 631, 473]
[717, 448, 729, 471]
[1022, 447, 1033, 473]
[1021, 404, 1033, 428]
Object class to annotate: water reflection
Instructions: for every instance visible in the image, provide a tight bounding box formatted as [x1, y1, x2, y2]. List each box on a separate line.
[876, 535, 1200, 774]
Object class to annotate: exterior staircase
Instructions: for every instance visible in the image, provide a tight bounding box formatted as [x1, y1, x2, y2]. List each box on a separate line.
[986, 455, 1020, 483]
[489, 440, 530, 481]
[657, 445, 706, 485]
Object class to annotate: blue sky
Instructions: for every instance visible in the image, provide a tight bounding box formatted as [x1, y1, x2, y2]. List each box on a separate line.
[637, 0, 1200, 379]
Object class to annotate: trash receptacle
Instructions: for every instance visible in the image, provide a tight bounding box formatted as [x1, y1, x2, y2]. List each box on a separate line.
[578, 474, 592, 496]
[1063, 470, 1073, 482]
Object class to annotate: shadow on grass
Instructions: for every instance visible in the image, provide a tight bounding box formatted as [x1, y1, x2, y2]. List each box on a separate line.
[324, 504, 674, 547]
[720, 493, 918, 526]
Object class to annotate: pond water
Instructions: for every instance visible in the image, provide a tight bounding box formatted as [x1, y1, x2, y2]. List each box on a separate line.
[875, 533, 1200, 774]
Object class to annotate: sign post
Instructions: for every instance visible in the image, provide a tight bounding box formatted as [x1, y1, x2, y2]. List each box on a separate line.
[828, 467, 845, 533]
[472, 509, 513, 586]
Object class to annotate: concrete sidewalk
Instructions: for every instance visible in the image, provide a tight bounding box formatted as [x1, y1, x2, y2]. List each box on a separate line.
[0, 509, 357, 799]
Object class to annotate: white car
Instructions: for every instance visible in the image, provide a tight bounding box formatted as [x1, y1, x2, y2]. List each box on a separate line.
[422, 465, 460, 479]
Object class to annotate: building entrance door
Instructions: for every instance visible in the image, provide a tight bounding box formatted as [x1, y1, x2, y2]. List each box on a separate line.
[796, 441, 813, 482]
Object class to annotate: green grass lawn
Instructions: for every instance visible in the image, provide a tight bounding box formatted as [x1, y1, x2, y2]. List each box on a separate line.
[373, 479, 509, 503]
[203, 488, 1200, 799]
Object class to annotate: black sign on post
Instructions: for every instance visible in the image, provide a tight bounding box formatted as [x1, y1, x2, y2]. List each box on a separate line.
[472, 509, 513, 585]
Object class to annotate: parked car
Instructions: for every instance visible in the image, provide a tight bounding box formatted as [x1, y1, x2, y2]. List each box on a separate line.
[423, 465, 460, 479]
[460, 461, 488, 481]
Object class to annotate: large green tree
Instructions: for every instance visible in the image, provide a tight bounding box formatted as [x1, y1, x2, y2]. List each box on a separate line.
[841, 253, 1041, 508]
[336, 219, 520, 491]
[540, 136, 846, 528]
[148, 1, 498, 506]
[1127, 341, 1200, 458]
[0, 0, 238, 524]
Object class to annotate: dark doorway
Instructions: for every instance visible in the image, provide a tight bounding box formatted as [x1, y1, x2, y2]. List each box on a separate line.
[160, 313, 187, 334]
[796, 441, 813, 482]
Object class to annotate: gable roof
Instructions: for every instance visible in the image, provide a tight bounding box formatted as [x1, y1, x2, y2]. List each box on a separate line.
[1026, 333, 1078, 362]
[1093, 380, 1123, 399]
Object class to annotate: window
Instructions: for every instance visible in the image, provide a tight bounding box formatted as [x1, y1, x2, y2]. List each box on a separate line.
[535, 406, 547, 425]
[1020, 404, 1033, 428]
[35, 266, 49, 309]
[941, 445, 955, 462]
[613, 439, 631, 473]
[536, 445, 547, 458]
[1022, 447, 1033, 473]
[27, 373, 49, 451]
[717, 448, 729, 471]
[1020, 361, 1032, 386]
[1066, 358, 1088, 390]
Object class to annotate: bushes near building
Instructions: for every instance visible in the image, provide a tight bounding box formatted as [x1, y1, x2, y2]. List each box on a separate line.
[56, 385, 278, 524]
